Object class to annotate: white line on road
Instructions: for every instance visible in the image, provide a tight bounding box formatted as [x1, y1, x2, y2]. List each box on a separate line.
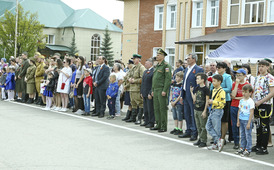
[8, 101, 274, 168]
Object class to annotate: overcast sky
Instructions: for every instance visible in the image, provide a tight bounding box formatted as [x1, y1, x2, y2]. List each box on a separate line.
[61, 0, 124, 22]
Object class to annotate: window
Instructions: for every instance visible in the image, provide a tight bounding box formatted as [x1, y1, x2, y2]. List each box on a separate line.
[154, 5, 164, 30]
[268, 0, 274, 22]
[193, 45, 203, 65]
[206, 0, 219, 27]
[192, 1, 203, 27]
[243, 0, 265, 24]
[206, 44, 221, 55]
[165, 48, 175, 69]
[91, 34, 100, 61]
[167, 5, 177, 29]
[228, 0, 240, 25]
[46, 35, 55, 44]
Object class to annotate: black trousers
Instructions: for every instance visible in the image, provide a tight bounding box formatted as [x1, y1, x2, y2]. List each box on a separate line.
[94, 88, 107, 116]
[143, 97, 155, 125]
[254, 104, 272, 149]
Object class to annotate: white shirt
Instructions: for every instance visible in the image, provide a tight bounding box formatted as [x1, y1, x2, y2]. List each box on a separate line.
[183, 64, 196, 90]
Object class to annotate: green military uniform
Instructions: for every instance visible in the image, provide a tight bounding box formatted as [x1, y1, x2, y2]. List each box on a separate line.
[18, 58, 30, 93]
[35, 55, 46, 97]
[26, 64, 37, 94]
[126, 54, 146, 123]
[152, 49, 172, 131]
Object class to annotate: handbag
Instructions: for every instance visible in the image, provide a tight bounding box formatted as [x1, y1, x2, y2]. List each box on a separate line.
[60, 74, 69, 90]
[40, 80, 46, 94]
[69, 88, 74, 98]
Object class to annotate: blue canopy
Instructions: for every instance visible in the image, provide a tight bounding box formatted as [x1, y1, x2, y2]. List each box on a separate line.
[208, 35, 274, 60]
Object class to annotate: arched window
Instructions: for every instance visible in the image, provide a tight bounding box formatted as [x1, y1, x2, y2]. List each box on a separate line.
[91, 34, 100, 61]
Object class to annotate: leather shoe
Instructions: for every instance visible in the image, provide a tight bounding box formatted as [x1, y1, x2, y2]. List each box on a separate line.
[178, 133, 191, 138]
[150, 127, 159, 130]
[145, 124, 154, 128]
[135, 120, 141, 125]
[92, 113, 99, 117]
[140, 123, 147, 126]
[158, 129, 167, 133]
[98, 115, 104, 118]
[193, 140, 201, 146]
[190, 136, 197, 141]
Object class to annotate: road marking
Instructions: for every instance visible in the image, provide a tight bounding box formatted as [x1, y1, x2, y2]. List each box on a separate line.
[7, 101, 274, 168]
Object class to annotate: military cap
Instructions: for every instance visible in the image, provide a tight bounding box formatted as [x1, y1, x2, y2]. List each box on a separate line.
[34, 52, 41, 56]
[157, 48, 167, 56]
[22, 51, 28, 56]
[128, 59, 134, 64]
[264, 58, 272, 63]
[132, 54, 142, 59]
[38, 55, 45, 59]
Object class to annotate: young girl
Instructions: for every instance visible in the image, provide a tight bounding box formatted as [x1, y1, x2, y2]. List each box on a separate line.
[5, 66, 16, 101]
[0, 67, 7, 100]
[42, 71, 55, 111]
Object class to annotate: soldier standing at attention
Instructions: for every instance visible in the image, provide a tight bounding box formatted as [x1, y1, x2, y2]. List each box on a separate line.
[126, 54, 145, 124]
[151, 49, 172, 132]
[35, 55, 46, 105]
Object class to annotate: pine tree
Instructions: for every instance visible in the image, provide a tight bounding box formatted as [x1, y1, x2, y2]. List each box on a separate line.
[100, 26, 114, 66]
[69, 35, 78, 56]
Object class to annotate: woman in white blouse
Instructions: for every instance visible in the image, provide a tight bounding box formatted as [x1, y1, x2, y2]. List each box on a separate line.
[57, 58, 72, 112]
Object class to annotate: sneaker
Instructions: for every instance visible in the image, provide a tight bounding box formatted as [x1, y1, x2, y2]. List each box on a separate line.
[256, 147, 269, 155]
[42, 107, 50, 111]
[170, 129, 178, 134]
[218, 138, 225, 152]
[174, 130, 183, 135]
[115, 113, 121, 117]
[207, 144, 218, 150]
[107, 115, 115, 120]
[75, 109, 84, 115]
[233, 144, 240, 149]
[240, 149, 250, 157]
[251, 146, 259, 152]
[51, 106, 56, 110]
[235, 148, 244, 155]
[59, 108, 67, 112]
[54, 107, 61, 111]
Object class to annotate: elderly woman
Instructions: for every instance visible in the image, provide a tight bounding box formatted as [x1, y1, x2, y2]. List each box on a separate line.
[25, 58, 37, 104]
[56, 58, 72, 112]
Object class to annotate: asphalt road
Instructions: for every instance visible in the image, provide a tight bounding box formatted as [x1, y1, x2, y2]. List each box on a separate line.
[0, 100, 274, 170]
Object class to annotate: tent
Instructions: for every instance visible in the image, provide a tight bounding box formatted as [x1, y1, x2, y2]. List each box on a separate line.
[208, 35, 274, 64]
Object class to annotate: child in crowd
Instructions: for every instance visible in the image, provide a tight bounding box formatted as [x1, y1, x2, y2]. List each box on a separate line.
[170, 71, 184, 135]
[5, 66, 16, 101]
[42, 72, 55, 111]
[230, 68, 249, 149]
[82, 68, 93, 116]
[206, 74, 226, 152]
[190, 73, 210, 148]
[0, 67, 7, 100]
[252, 60, 274, 155]
[106, 74, 119, 119]
[235, 84, 254, 157]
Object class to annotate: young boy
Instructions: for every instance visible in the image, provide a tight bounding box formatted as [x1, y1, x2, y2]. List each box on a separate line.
[206, 74, 226, 151]
[230, 68, 249, 149]
[170, 71, 184, 135]
[5, 66, 16, 101]
[190, 73, 210, 148]
[82, 68, 93, 116]
[252, 60, 274, 155]
[235, 84, 254, 157]
[106, 74, 119, 119]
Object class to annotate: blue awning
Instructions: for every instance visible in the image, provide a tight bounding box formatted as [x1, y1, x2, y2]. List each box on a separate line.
[208, 35, 274, 61]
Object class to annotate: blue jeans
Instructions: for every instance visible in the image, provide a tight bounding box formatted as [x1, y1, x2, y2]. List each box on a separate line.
[83, 94, 91, 113]
[171, 104, 183, 121]
[240, 119, 253, 152]
[230, 106, 239, 144]
[108, 98, 116, 116]
[115, 89, 121, 114]
[206, 109, 223, 144]
[183, 97, 197, 136]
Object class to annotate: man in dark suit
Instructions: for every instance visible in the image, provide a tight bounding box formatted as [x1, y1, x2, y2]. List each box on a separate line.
[179, 53, 204, 141]
[140, 58, 155, 128]
[92, 56, 110, 118]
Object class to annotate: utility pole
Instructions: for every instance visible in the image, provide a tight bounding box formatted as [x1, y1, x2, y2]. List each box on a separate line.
[14, 0, 18, 57]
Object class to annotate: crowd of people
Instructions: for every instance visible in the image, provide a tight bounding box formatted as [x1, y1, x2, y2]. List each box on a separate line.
[0, 49, 273, 157]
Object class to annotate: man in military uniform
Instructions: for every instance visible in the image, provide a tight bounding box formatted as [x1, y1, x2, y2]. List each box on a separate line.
[35, 55, 46, 105]
[151, 49, 172, 132]
[126, 54, 146, 124]
[17, 52, 30, 103]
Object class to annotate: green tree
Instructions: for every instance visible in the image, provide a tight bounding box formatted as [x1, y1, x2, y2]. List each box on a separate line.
[68, 34, 78, 56]
[0, 5, 46, 60]
[100, 26, 114, 66]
